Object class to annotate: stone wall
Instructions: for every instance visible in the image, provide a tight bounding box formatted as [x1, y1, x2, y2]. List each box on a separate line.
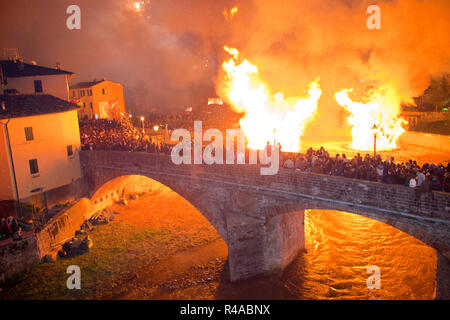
[402, 111, 450, 124]
[81, 151, 450, 222]
[0, 236, 40, 284]
[399, 131, 450, 152]
[0, 180, 131, 284]
[435, 252, 450, 300]
[35, 198, 92, 255]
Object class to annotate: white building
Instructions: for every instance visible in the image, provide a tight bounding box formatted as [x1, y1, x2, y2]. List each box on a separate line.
[0, 94, 82, 218]
[0, 59, 73, 101]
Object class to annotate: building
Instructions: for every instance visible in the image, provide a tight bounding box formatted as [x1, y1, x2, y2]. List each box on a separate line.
[69, 79, 126, 120]
[0, 94, 82, 219]
[0, 59, 73, 101]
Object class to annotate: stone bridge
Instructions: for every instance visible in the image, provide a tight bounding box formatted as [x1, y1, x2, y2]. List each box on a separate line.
[80, 151, 450, 299]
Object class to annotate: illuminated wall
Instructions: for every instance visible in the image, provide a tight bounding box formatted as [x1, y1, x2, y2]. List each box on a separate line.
[70, 80, 126, 120]
[0, 125, 15, 200]
[6, 74, 71, 101]
[0, 110, 82, 202]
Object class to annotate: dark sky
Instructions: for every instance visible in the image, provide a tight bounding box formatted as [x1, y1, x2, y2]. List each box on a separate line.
[0, 0, 234, 114]
[1, 0, 449, 117]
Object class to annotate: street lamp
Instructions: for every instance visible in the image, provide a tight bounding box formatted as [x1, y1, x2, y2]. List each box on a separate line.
[141, 116, 145, 133]
[153, 125, 160, 148]
[371, 124, 378, 157]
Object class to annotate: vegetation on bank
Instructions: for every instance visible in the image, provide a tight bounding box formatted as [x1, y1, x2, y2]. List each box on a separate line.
[0, 223, 173, 299]
[0, 191, 221, 300]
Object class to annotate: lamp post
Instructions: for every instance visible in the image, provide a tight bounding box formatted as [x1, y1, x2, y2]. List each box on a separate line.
[141, 116, 145, 133]
[371, 124, 378, 157]
[153, 125, 159, 149]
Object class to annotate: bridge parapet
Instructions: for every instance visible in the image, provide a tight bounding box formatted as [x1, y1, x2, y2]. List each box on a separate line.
[81, 151, 450, 222]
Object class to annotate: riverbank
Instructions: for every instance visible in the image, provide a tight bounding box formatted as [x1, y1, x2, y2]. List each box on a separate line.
[0, 186, 224, 300]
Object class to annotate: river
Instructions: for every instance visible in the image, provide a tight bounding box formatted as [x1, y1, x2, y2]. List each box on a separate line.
[124, 192, 436, 300]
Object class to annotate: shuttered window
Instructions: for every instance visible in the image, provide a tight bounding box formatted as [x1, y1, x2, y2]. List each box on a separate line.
[29, 159, 39, 175]
[24, 127, 34, 141]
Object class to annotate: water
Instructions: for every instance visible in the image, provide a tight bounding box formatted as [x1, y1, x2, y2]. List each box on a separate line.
[101, 180, 437, 300]
[283, 210, 436, 299]
[146, 208, 437, 300]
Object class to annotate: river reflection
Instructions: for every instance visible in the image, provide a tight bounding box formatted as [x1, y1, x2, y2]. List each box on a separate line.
[281, 210, 436, 300]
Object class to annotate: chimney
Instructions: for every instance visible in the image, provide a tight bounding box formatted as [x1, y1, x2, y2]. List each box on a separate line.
[17, 58, 24, 71]
[56, 62, 61, 70]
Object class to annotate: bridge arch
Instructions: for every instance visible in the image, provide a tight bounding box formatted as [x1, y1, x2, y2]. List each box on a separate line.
[89, 174, 230, 244]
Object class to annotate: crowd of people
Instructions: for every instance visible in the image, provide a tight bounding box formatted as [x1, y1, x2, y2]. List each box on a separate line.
[79, 119, 450, 194]
[281, 146, 450, 193]
[79, 119, 172, 154]
[0, 216, 23, 241]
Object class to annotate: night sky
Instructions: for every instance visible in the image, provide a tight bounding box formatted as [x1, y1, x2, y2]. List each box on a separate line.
[0, 0, 449, 117]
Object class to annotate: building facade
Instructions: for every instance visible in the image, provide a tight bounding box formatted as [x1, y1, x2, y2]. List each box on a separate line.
[0, 59, 73, 101]
[69, 79, 126, 120]
[0, 94, 82, 218]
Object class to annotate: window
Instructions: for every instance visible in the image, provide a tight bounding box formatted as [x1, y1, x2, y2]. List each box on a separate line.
[83, 102, 86, 108]
[24, 127, 34, 141]
[29, 159, 39, 175]
[88, 89, 92, 96]
[90, 102, 93, 109]
[34, 80, 43, 93]
[67, 145, 73, 157]
[102, 88, 106, 95]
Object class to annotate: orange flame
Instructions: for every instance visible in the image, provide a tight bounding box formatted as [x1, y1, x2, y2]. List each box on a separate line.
[221, 47, 322, 152]
[335, 85, 407, 151]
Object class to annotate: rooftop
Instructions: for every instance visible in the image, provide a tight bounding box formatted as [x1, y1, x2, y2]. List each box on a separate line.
[0, 60, 73, 78]
[0, 94, 79, 119]
[69, 80, 106, 89]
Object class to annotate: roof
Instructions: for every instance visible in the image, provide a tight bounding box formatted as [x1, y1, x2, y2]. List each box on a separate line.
[0, 60, 73, 78]
[69, 80, 106, 89]
[0, 94, 79, 119]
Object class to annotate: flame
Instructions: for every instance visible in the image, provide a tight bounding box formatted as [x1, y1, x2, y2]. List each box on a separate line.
[221, 47, 322, 152]
[334, 85, 407, 151]
[223, 5, 239, 21]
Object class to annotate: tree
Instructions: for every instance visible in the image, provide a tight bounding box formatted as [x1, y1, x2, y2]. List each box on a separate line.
[427, 75, 449, 112]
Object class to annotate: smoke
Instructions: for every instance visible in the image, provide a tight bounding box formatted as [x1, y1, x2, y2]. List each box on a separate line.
[0, 0, 449, 117]
[0, 0, 231, 113]
[217, 0, 450, 125]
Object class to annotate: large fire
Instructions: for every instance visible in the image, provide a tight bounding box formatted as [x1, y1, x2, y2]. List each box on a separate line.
[221, 47, 322, 152]
[335, 85, 407, 151]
